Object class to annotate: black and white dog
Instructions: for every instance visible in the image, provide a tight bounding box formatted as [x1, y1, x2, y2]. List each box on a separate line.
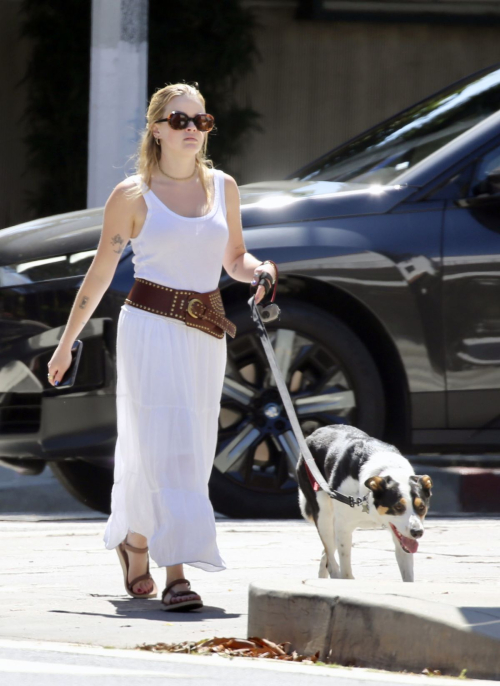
[297, 425, 433, 582]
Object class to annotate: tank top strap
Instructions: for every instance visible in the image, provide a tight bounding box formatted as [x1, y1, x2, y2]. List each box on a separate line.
[134, 174, 156, 210]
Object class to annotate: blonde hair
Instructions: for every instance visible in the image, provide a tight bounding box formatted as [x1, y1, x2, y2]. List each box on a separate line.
[125, 82, 215, 208]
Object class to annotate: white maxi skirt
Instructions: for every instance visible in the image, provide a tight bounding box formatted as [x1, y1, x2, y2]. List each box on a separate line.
[103, 302, 227, 572]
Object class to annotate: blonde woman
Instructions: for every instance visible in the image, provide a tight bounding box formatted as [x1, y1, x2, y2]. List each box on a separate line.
[46, 82, 277, 611]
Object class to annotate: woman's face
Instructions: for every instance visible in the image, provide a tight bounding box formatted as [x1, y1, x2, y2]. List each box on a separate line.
[154, 95, 207, 156]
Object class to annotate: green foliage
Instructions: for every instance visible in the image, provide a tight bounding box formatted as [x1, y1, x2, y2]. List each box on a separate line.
[18, 0, 262, 218]
[18, 0, 91, 217]
[148, 0, 263, 175]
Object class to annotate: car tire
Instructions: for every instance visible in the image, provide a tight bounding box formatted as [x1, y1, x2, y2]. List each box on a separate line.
[49, 459, 113, 515]
[208, 297, 386, 519]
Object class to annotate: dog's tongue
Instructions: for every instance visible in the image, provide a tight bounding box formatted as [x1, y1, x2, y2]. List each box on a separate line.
[402, 535, 419, 554]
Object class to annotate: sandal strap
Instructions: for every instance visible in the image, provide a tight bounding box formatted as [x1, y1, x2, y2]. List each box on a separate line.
[170, 589, 200, 599]
[162, 588, 200, 602]
[128, 572, 153, 589]
[122, 540, 149, 554]
[162, 578, 191, 598]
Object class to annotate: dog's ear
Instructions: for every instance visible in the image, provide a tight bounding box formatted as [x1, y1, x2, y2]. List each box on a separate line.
[412, 474, 433, 495]
[364, 476, 387, 493]
[420, 475, 433, 495]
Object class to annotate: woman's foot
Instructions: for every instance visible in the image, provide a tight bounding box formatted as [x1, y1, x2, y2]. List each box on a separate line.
[162, 580, 202, 607]
[125, 532, 155, 595]
[162, 564, 203, 610]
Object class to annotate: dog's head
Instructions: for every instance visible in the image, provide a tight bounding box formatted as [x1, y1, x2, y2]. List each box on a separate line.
[364, 473, 433, 554]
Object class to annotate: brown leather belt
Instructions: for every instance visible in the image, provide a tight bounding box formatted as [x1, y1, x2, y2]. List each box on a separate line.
[124, 277, 237, 340]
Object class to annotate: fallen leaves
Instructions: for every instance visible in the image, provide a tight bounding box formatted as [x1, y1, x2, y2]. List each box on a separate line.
[137, 636, 320, 662]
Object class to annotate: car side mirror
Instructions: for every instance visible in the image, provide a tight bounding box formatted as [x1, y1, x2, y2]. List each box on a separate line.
[456, 168, 500, 208]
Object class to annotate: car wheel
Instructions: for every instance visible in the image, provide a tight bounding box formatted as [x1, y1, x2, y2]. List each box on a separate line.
[209, 297, 386, 519]
[49, 459, 113, 514]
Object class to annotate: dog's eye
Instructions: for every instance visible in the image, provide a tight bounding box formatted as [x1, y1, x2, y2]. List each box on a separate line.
[393, 502, 406, 514]
[413, 498, 426, 515]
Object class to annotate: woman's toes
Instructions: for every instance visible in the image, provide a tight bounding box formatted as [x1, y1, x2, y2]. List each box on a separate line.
[133, 579, 152, 594]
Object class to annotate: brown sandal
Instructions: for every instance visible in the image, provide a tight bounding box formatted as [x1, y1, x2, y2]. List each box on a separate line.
[116, 538, 158, 599]
[161, 577, 203, 612]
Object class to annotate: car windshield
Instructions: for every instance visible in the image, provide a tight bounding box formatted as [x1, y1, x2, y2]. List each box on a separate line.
[288, 65, 500, 186]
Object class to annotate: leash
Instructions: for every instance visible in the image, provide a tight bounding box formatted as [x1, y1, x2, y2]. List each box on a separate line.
[248, 288, 370, 513]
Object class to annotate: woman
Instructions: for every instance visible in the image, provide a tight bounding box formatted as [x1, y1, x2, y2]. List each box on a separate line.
[46, 82, 277, 611]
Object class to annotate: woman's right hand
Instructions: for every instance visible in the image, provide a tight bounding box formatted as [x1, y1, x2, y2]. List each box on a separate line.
[47, 345, 73, 386]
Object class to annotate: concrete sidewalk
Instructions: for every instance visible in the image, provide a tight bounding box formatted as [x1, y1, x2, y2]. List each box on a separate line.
[1, 514, 499, 679]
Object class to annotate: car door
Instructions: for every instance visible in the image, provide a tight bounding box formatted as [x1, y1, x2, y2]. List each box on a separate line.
[442, 140, 500, 431]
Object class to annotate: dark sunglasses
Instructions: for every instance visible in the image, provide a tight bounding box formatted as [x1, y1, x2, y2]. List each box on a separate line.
[155, 111, 215, 132]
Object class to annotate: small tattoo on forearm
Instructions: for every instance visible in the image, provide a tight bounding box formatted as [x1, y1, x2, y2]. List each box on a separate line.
[111, 233, 125, 253]
[79, 296, 89, 309]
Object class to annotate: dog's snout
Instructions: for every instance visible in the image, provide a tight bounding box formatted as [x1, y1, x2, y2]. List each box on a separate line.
[410, 528, 423, 539]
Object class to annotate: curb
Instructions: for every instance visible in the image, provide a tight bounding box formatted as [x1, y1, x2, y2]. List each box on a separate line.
[248, 579, 500, 680]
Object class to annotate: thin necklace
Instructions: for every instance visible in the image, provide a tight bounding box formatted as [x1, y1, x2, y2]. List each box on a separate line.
[157, 160, 197, 182]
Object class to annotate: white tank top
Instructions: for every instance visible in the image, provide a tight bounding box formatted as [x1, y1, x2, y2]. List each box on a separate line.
[129, 168, 229, 293]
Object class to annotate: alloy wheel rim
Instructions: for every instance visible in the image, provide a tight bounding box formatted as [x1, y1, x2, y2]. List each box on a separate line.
[214, 325, 358, 495]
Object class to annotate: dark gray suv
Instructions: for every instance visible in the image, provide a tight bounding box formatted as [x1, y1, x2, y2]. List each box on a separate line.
[1, 63, 500, 518]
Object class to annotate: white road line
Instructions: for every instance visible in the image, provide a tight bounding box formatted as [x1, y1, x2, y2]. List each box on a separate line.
[0, 658, 190, 678]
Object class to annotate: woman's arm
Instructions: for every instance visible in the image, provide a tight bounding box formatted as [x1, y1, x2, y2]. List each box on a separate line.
[221, 174, 277, 303]
[47, 179, 138, 386]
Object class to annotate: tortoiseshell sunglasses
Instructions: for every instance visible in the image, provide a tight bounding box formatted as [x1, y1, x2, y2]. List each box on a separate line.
[155, 111, 215, 132]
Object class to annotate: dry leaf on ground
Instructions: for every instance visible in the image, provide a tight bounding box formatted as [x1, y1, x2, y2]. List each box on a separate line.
[137, 636, 320, 662]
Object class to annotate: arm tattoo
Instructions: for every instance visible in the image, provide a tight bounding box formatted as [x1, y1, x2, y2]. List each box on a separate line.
[79, 296, 89, 309]
[232, 244, 246, 274]
[110, 233, 125, 253]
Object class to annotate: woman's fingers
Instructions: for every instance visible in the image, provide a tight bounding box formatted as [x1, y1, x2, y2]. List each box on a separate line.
[255, 284, 265, 303]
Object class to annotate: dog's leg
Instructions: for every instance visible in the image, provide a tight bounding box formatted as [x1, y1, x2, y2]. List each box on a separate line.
[318, 549, 329, 578]
[316, 493, 340, 578]
[334, 515, 356, 580]
[395, 544, 414, 582]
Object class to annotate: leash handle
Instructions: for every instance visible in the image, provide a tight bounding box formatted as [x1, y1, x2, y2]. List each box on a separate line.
[248, 292, 368, 510]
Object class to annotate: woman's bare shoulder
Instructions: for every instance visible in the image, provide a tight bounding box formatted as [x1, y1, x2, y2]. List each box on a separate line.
[109, 174, 143, 200]
[219, 170, 236, 184]
[220, 171, 238, 193]
[104, 175, 144, 216]
[221, 171, 239, 205]
[116, 173, 144, 192]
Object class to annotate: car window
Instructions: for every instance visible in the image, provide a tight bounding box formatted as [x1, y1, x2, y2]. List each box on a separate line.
[471, 145, 500, 194]
[288, 65, 500, 186]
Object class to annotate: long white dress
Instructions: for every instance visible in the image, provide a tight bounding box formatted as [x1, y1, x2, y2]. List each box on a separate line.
[102, 168, 229, 572]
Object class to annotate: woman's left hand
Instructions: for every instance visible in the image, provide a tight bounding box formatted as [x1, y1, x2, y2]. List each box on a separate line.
[251, 262, 277, 304]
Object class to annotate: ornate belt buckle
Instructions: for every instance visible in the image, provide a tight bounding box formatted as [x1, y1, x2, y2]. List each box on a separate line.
[187, 298, 205, 319]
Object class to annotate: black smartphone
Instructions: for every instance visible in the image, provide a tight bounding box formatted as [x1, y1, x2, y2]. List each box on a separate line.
[56, 339, 83, 388]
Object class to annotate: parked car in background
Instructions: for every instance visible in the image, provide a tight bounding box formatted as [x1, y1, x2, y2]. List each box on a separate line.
[1, 63, 500, 518]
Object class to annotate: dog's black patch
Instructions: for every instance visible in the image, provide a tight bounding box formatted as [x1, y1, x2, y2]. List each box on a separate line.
[329, 439, 369, 491]
[409, 475, 433, 516]
[296, 456, 320, 522]
[308, 425, 398, 487]
[296, 425, 400, 520]
[365, 475, 406, 515]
